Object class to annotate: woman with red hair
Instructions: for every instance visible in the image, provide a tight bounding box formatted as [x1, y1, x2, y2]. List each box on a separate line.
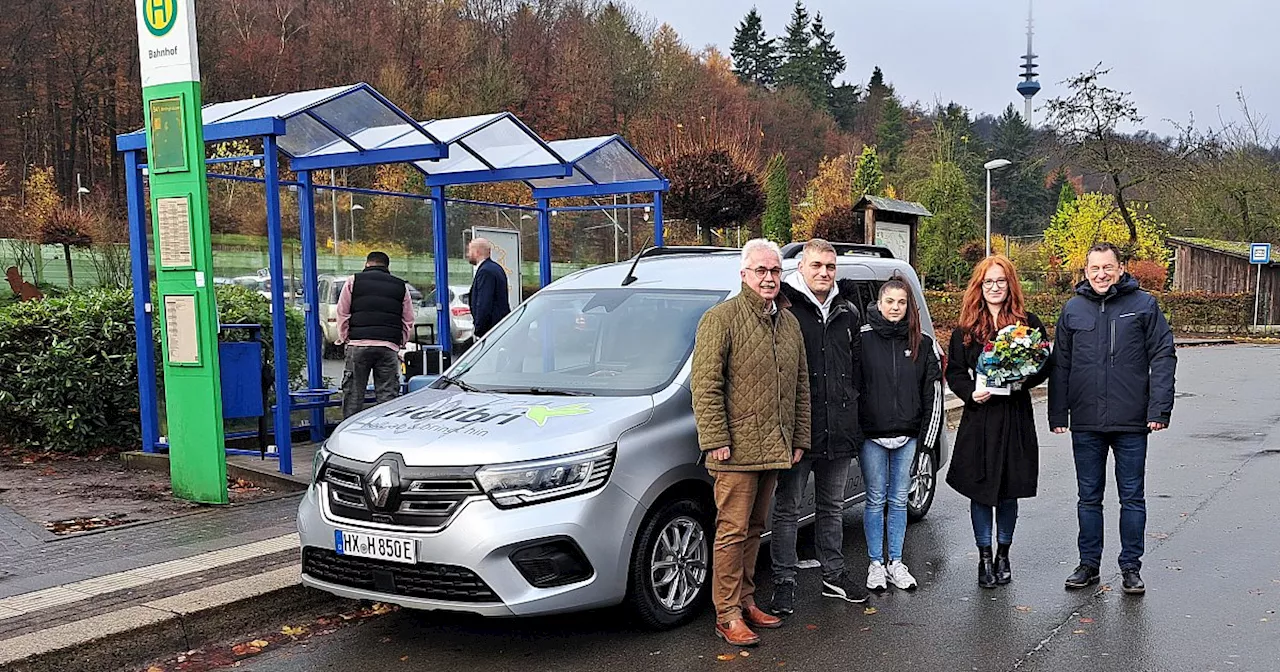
[945, 255, 1054, 588]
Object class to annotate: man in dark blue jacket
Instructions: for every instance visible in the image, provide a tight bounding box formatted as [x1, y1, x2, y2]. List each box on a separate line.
[1050, 242, 1176, 596]
[466, 238, 511, 339]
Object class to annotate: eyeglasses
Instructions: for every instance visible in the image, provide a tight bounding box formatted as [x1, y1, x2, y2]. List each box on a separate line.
[1087, 265, 1119, 275]
[982, 278, 1009, 289]
[750, 266, 783, 279]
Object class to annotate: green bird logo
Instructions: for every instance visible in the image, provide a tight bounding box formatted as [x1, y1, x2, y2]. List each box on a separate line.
[524, 403, 592, 427]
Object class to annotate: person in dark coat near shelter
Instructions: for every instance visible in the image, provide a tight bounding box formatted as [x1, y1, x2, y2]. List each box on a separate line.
[945, 255, 1053, 588]
[466, 238, 511, 339]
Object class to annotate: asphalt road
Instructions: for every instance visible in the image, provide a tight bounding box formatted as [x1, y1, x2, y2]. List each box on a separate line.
[217, 344, 1280, 672]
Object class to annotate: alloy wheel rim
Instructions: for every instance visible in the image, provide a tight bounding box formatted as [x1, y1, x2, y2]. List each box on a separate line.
[649, 515, 708, 612]
[909, 450, 935, 510]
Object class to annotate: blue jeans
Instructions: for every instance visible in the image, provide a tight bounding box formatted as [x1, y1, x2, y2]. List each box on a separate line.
[860, 439, 916, 564]
[771, 457, 851, 584]
[970, 498, 1018, 547]
[1072, 431, 1149, 571]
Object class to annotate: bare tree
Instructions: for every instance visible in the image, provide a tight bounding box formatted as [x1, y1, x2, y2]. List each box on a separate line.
[1045, 65, 1165, 250]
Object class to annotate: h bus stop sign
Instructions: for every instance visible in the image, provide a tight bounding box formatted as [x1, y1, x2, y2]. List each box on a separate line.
[1251, 243, 1272, 264]
[1251, 242, 1272, 328]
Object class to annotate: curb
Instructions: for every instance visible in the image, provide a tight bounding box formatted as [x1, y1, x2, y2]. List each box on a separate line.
[0, 565, 349, 672]
[121, 451, 309, 493]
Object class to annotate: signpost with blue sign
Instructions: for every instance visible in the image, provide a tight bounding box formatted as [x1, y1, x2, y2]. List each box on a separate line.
[1251, 243, 1272, 327]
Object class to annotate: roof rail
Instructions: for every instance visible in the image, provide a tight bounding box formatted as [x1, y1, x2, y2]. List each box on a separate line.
[622, 246, 739, 286]
[636, 245, 739, 259]
[779, 241, 895, 259]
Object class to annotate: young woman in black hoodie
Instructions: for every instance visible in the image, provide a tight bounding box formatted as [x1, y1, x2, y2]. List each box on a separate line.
[858, 277, 944, 591]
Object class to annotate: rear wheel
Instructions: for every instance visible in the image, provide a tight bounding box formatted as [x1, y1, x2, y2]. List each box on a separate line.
[627, 496, 713, 630]
[907, 448, 936, 522]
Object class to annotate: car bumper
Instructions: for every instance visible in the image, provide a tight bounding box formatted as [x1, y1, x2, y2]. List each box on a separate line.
[296, 479, 644, 617]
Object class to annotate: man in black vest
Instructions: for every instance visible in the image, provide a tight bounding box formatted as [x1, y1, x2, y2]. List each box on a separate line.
[336, 251, 414, 418]
[466, 238, 511, 338]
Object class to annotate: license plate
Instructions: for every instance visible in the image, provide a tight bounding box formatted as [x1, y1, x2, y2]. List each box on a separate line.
[334, 529, 418, 564]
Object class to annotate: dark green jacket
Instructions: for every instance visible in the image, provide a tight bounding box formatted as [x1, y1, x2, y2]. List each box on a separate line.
[691, 284, 811, 471]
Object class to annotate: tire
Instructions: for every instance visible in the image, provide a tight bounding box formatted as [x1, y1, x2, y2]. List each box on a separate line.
[906, 447, 937, 523]
[627, 496, 713, 630]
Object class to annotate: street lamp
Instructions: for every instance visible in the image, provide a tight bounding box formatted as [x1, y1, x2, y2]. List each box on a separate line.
[983, 159, 1013, 256]
[76, 173, 89, 215]
[349, 201, 364, 242]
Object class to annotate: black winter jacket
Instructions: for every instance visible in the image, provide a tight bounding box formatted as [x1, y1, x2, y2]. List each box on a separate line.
[1048, 274, 1176, 433]
[781, 278, 862, 460]
[858, 304, 944, 449]
[349, 266, 408, 345]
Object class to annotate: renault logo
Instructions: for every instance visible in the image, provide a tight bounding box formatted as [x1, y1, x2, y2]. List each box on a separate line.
[366, 462, 398, 510]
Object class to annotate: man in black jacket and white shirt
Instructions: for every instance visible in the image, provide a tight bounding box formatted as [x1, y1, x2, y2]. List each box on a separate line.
[769, 239, 868, 616]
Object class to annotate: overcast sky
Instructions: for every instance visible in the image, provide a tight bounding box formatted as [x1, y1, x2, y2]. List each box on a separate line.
[633, 0, 1276, 138]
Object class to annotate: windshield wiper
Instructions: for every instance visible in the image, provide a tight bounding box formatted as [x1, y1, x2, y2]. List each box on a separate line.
[436, 375, 481, 393]
[499, 387, 593, 397]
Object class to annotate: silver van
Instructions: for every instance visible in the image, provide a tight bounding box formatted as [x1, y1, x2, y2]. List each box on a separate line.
[297, 244, 949, 629]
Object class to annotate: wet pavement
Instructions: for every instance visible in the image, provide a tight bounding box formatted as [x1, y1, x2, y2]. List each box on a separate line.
[202, 345, 1280, 672]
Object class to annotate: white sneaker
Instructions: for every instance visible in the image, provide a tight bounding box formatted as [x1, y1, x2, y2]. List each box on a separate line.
[866, 561, 887, 591]
[886, 560, 918, 590]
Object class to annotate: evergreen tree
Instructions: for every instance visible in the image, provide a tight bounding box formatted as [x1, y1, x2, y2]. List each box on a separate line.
[730, 7, 778, 87]
[762, 153, 793, 244]
[1053, 170, 1078, 212]
[829, 83, 860, 131]
[991, 104, 1053, 236]
[809, 13, 845, 88]
[852, 146, 885, 198]
[776, 1, 824, 108]
[877, 96, 909, 171]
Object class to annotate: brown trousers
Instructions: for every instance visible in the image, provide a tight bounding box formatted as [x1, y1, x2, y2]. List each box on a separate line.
[710, 469, 779, 624]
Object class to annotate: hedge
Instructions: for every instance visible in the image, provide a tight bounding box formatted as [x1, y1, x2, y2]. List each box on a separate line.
[924, 290, 1254, 332]
[0, 286, 304, 454]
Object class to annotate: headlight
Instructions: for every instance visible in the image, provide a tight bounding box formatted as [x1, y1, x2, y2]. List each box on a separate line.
[476, 445, 615, 508]
[311, 444, 330, 485]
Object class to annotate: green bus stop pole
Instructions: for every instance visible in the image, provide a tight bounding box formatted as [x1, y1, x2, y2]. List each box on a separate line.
[136, 0, 227, 504]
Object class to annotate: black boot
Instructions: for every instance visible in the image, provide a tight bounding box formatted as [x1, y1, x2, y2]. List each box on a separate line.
[978, 546, 997, 588]
[995, 543, 1012, 585]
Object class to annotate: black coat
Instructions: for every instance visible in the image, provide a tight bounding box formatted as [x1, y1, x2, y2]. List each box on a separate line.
[945, 312, 1053, 506]
[858, 305, 944, 450]
[469, 258, 511, 338]
[1048, 274, 1176, 433]
[781, 278, 862, 461]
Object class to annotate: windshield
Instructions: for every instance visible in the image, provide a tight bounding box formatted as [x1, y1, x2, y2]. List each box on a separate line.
[446, 288, 725, 396]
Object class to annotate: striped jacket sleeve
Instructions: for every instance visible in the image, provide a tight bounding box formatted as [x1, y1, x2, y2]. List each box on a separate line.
[919, 336, 944, 449]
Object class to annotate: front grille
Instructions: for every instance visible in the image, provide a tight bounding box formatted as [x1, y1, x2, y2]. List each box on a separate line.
[321, 456, 483, 530]
[302, 547, 500, 603]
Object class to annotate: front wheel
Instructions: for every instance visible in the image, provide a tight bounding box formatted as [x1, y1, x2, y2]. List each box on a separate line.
[907, 448, 936, 522]
[627, 497, 713, 630]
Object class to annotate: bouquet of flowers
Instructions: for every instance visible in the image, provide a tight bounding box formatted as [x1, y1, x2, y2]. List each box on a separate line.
[975, 324, 1051, 396]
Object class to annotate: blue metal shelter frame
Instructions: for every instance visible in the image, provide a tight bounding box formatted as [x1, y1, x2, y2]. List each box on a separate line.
[116, 84, 668, 475]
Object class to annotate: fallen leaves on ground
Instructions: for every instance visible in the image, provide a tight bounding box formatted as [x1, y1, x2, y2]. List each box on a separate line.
[400, 656, 409, 661]
[1148, 532, 1170, 540]
[739, 651, 751, 657]
[716, 653, 736, 661]
[1073, 629, 1087, 634]
[146, 666, 165, 672]
[1014, 605, 1033, 613]
[1079, 617, 1095, 624]
[805, 623, 819, 630]
[863, 606, 878, 615]
[281, 625, 308, 637]
[43, 513, 132, 535]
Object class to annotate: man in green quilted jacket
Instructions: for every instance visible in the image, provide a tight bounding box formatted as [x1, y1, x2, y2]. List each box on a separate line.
[692, 238, 811, 647]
